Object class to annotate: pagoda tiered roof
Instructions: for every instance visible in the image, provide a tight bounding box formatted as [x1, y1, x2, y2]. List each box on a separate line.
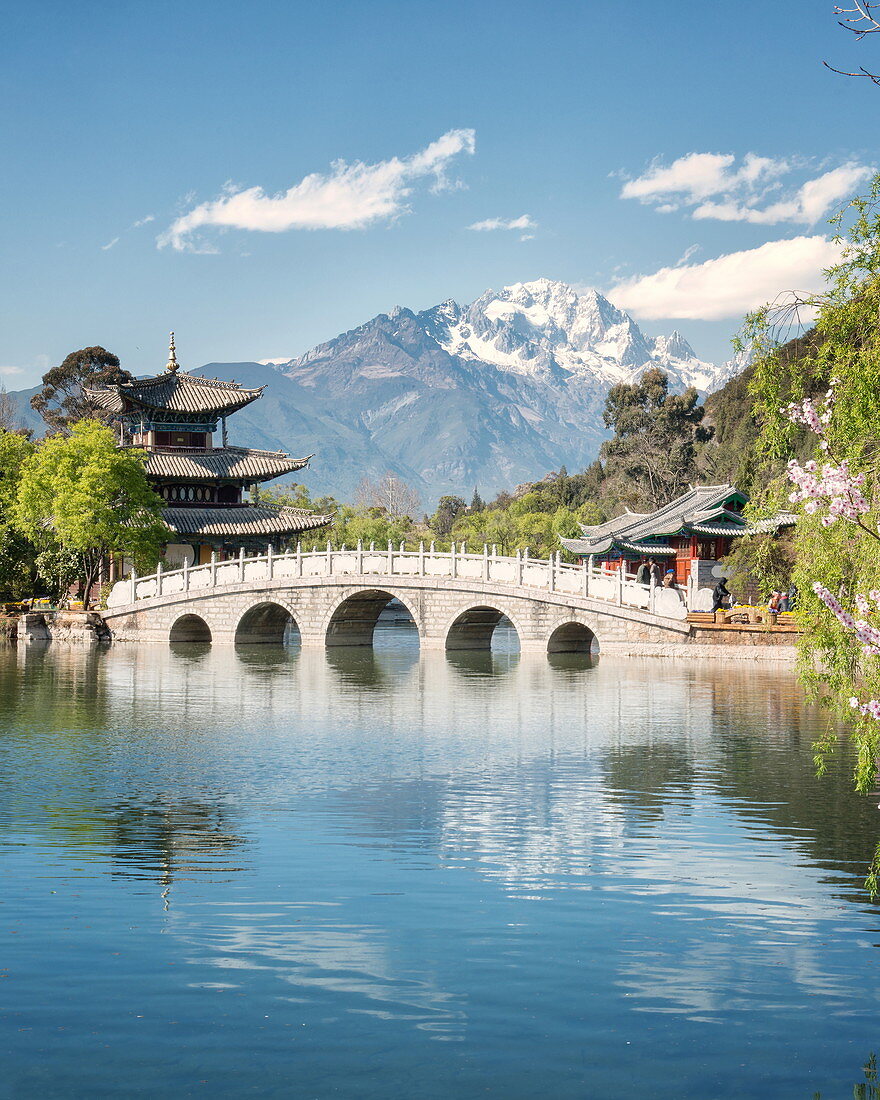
[162, 504, 332, 538]
[142, 446, 312, 484]
[87, 371, 264, 417]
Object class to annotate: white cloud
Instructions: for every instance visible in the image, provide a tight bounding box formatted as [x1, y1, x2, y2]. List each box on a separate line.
[692, 163, 872, 225]
[160, 129, 476, 252]
[610, 235, 843, 321]
[621, 152, 789, 204]
[676, 244, 701, 266]
[131, 214, 155, 228]
[101, 237, 120, 251]
[467, 214, 536, 232]
[621, 152, 871, 226]
[0, 365, 24, 376]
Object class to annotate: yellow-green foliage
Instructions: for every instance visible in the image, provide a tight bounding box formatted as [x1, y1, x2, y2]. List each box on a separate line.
[745, 173, 880, 795]
[13, 420, 167, 605]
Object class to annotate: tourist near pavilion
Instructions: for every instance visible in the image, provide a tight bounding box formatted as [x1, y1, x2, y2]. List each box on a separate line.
[560, 483, 797, 588]
[86, 334, 331, 566]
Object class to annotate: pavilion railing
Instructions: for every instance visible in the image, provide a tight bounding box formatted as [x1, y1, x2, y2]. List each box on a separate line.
[107, 542, 692, 620]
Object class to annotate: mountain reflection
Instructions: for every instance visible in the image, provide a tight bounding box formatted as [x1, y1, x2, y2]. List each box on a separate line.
[3, 640, 879, 1049]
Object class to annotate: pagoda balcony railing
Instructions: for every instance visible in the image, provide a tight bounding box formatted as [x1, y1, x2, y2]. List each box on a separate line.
[107, 542, 691, 621]
[143, 445, 220, 453]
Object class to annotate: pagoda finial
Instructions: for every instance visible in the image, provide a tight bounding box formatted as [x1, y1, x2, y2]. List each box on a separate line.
[166, 331, 179, 373]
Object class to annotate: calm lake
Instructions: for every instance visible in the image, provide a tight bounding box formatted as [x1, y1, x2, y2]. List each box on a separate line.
[2, 629, 879, 1099]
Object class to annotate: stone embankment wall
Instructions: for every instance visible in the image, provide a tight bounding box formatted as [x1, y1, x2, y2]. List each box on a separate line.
[16, 611, 110, 645]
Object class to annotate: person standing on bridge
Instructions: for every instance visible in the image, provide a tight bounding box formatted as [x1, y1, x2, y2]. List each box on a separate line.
[635, 559, 649, 586]
[649, 559, 662, 587]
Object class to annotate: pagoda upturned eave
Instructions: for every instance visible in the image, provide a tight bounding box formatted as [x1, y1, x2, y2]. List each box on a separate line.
[161, 503, 332, 539]
[138, 446, 313, 485]
[86, 371, 264, 419]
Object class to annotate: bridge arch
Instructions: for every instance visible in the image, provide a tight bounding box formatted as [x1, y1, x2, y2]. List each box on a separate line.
[324, 589, 421, 648]
[444, 604, 523, 651]
[547, 620, 598, 654]
[169, 613, 212, 643]
[235, 601, 300, 645]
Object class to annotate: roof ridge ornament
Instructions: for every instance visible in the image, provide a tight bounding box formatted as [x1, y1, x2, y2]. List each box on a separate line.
[166, 331, 180, 373]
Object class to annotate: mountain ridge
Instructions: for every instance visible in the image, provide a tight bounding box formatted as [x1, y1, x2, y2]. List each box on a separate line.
[4, 279, 743, 505]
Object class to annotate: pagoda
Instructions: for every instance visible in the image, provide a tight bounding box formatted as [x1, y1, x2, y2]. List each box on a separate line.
[87, 334, 331, 565]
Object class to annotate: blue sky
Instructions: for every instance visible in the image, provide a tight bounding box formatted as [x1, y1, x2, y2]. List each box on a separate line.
[2, 0, 877, 385]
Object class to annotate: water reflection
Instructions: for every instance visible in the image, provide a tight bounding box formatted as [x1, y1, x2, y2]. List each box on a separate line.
[3, 641, 880, 1097]
[107, 795, 248, 886]
[443, 648, 519, 678]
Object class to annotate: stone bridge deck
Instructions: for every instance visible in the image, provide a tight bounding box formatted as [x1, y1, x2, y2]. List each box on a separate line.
[102, 544, 695, 653]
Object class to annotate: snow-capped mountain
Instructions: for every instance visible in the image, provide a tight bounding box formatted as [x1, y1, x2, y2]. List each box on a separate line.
[427, 279, 725, 392]
[6, 280, 745, 503]
[244, 279, 739, 499]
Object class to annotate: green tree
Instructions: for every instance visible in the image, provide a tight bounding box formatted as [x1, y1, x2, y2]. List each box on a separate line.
[30, 346, 132, 433]
[0, 430, 38, 599]
[601, 367, 713, 510]
[470, 487, 484, 512]
[720, 531, 795, 604]
[743, 173, 880, 794]
[13, 420, 166, 607]
[431, 495, 466, 537]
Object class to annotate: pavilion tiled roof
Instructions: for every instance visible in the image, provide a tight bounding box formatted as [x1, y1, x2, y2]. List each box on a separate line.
[162, 504, 332, 539]
[142, 446, 311, 483]
[86, 371, 264, 417]
[560, 484, 749, 556]
[560, 483, 798, 557]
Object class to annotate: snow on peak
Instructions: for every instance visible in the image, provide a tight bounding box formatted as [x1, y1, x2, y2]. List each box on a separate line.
[435, 278, 726, 391]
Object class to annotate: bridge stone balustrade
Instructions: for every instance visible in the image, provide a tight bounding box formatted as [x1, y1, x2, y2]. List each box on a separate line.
[101, 543, 692, 652]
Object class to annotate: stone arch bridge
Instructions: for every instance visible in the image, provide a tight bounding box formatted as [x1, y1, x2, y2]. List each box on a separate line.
[102, 543, 693, 654]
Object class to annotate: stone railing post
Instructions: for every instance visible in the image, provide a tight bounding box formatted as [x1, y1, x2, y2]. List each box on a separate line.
[617, 566, 624, 606]
[210, 551, 217, 587]
[649, 576, 656, 614]
[482, 543, 489, 581]
[296, 541, 303, 577]
[582, 557, 589, 598]
[238, 547, 246, 583]
[183, 557, 190, 592]
[516, 548, 523, 587]
[548, 551, 556, 592]
[155, 560, 163, 597]
[399, 540, 405, 553]
[419, 541, 425, 575]
[267, 543, 274, 580]
[326, 539, 332, 575]
[357, 539, 364, 574]
[451, 541, 457, 579]
[387, 540, 393, 574]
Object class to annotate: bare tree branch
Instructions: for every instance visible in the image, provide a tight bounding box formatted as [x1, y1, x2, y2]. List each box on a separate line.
[833, 2, 880, 36]
[827, 1, 880, 81]
[355, 472, 421, 519]
[823, 59, 880, 82]
[0, 386, 17, 432]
